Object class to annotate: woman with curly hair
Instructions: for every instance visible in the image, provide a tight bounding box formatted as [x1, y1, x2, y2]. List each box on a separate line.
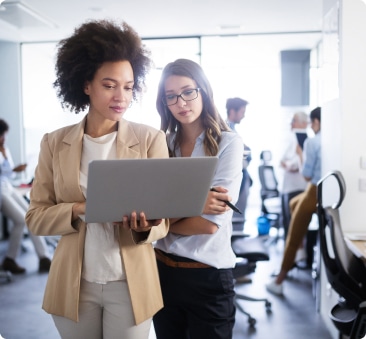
[153, 59, 243, 339]
[25, 19, 169, 338]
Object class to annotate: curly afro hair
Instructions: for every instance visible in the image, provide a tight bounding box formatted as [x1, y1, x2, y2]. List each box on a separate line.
[0, 119, 9, 136]
[53, 19, 152, 114]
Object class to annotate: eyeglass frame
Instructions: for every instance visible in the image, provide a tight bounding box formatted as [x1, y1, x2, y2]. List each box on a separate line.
[162, 88, 201, 106]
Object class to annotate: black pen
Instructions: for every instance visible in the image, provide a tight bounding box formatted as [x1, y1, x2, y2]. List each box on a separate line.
[210, 187, 242, 214]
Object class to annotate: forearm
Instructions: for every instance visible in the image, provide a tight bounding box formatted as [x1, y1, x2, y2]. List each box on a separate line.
[169, 216, 218, 235]
[137, 219, 169, 243]
[26, 202, 78, 236]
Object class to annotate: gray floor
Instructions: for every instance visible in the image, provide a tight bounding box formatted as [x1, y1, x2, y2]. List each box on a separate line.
[0, 210, 333, 339]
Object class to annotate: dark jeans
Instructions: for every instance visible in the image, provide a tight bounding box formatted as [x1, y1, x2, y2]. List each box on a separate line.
[153, 257, 235, 339]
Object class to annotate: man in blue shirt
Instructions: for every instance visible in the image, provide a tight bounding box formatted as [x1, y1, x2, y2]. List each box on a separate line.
[266, 107, 321, 295]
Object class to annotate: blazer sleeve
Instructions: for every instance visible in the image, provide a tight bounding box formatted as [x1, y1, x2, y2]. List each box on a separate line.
[25, 133, 79, 236]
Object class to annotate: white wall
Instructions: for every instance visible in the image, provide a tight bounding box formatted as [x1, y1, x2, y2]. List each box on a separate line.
[319, 0, 366, 337]
[338, 0, 366, 231]
[321, 0, 366, 230]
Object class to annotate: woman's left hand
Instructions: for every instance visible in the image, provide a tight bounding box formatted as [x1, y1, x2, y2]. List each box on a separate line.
[13, 163, 27, 172]
[116, 212, 162, 232]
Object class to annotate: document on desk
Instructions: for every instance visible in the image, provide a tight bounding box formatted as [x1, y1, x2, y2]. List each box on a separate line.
[344, 232, 366, 241]
[344, 236, 366, 260]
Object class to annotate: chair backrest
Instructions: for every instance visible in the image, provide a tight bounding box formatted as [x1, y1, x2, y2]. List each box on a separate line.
[260, 150, 272, 164]
[317, 170, 366, 309]
[258, 164, 280, 200]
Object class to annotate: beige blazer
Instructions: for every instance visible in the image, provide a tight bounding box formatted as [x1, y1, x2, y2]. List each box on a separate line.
[25, 116, 169, 324]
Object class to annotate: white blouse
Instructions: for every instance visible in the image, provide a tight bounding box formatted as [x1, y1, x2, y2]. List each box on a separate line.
[80, 131, 125, 284]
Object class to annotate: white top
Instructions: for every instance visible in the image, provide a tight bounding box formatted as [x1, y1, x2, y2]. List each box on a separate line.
[280, 130, 307, 194]
[80, 131, 125, 284]
[155, 131, 243, 269]
[0, 146, 16, 195]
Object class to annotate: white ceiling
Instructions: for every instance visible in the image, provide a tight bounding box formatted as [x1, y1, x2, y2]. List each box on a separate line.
[0, 0, 323, 50]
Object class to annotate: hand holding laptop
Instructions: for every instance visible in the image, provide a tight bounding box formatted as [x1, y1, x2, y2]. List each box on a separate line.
[114, 211, 163, 232]
[74, 200, 162, 230]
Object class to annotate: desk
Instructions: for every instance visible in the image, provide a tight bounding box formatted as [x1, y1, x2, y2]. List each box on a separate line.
[344, 235, 366, 262]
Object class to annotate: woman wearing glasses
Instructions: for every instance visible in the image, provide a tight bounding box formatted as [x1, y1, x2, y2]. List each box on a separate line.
[153, 59, 243, 339]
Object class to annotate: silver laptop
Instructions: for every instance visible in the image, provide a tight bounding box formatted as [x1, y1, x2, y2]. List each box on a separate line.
[85, 157, 218, 223]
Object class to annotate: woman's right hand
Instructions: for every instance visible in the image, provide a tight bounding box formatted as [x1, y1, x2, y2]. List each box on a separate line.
[72, 202, 86, 221]
[203, 186, 231, 215]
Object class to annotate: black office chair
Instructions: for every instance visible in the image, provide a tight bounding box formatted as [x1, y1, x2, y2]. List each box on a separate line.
[317, 170, 366, 338]
[258, 150, 281, 242]
[231, 234, 272, 327]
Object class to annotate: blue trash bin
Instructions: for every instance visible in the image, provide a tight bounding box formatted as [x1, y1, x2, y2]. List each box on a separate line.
[257, 216, 270, 235]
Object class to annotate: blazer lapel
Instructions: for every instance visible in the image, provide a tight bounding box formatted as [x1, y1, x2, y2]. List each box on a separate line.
[56, 117, 141, 202]
[116, 119, 141, 159]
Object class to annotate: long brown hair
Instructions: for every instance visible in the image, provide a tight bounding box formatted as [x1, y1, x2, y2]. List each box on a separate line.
[156, 59, 230, 156]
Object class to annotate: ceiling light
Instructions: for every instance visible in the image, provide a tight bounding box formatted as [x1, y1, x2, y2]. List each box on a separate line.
[218, 25, 245, 31]
[0, 1, 57, 29]
[88, 6, 104, 12]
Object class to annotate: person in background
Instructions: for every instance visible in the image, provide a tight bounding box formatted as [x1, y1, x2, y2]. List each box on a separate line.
[266, 107, 321, 295]
[25, 20, 169, 339]
[225, 97, 252, 226]
[280, 111, 308, 241]
[0, 118, 51, 274]
[153, 59, 243, 339]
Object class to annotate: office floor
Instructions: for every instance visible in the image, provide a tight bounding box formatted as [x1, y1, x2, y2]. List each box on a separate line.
[0, 206, 333, 339]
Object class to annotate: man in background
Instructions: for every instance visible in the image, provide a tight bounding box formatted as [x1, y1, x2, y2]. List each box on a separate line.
[225, 97, 252, 229]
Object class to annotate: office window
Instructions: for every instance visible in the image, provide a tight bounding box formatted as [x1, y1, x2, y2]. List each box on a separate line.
[200, 36, 283, 176]
[21, 42, 84, 176]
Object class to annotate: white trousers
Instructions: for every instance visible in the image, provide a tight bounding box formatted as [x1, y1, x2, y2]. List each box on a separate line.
[1, 188, 49, 259]
[53, 279, 152, 339]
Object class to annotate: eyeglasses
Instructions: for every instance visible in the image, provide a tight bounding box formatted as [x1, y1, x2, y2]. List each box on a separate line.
[163, 88, 201, 106]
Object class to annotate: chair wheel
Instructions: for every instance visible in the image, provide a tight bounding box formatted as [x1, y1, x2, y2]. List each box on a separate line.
[248, 317, 256, 327]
